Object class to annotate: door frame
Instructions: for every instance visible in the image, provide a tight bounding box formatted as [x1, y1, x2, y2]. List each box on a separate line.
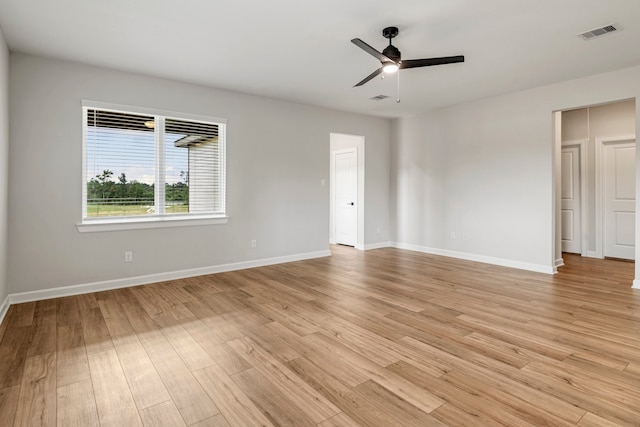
[594, 135, 636, 259]
[561, 139, 588, 257]
[329, 133, 365, 249]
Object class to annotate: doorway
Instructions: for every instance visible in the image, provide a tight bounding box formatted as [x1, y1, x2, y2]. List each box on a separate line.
[330, 133, 365, 249]
[556, 99, 636, 267]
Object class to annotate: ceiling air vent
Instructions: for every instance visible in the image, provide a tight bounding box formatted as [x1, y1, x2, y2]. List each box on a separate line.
[578, 24, 619, 40]
[370, 95, 389, 101]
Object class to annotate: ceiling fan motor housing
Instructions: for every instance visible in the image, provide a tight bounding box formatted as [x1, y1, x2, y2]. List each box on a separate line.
[382, 27, 401, 62]
[382, 45, 401, 63]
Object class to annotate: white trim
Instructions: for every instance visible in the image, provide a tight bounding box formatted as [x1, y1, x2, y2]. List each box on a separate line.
[586, 251, 599, 258]
[155, 116, 166, 215]
[81, 107, 88, 218]
[0, 295, 10, 326]
[218, 124, 227, 215]
[561, 139, 588, 256]
[77, 215, 229, 232]
[82, 100, 228, 125]
[8, 250, 331, 305]
[555, 258, 565, 268]
[391, 242, 556, 274]
[553, 111, 562, 272]
[364, 242, 391, 251]
[594, 135, 636, 259]
[329, 133, 365, 251]
[633, 279, 640, 289]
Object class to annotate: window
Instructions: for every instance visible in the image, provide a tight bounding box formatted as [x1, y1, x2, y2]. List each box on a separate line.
[79, 101, 227, 232]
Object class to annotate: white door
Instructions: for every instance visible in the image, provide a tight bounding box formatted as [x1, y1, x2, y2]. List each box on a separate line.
[334, 149, 357, 246]
[561, 146, 582, 254]
[603, 141, 635, 260]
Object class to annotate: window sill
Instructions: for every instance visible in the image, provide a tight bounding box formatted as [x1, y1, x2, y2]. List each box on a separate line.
[76, 214, 229, 233]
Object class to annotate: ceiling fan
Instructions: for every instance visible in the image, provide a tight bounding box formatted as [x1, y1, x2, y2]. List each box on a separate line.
[351, 26, 464, 87]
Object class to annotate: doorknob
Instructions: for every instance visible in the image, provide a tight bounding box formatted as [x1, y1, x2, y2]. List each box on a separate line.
[349, 202, 354, 206]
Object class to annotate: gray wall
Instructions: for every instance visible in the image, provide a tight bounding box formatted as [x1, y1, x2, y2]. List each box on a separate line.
[7, 51, 640, 296]
[0, 30, 8, 308]
[391, 65, 640, 276]
[390, 111, 447, 249]
[8, 53, 390, 294]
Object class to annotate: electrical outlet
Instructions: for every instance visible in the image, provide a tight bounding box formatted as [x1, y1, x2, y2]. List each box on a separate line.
[320, 179, 326, 187]
[251, 239, 257, 248]
[450, 232, 456, 240]
[124, 251, 133, 262]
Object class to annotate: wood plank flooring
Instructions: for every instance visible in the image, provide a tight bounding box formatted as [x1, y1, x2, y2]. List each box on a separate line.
[1, 246, 639, 426]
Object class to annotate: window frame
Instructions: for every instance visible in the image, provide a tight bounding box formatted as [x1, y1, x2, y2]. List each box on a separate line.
[77, 100, 228, 233]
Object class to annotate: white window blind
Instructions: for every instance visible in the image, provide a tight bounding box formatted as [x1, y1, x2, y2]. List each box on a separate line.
[83, 104, 226, 222]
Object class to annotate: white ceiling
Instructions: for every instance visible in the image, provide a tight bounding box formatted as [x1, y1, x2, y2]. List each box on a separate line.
[0, 0, 639, 118]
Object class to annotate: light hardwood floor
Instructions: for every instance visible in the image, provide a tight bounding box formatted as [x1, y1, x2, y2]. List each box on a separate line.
[0, 246, 639, 426]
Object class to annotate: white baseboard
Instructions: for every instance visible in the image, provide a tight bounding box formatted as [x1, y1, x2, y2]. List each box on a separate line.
[355, 242, 391, 251]
[0, 294, 9, 326]
[586, 251, 600, 259]
[391, 242, 556, 274]
[363, 242, 391, 251]
[8, 250, 332, 305]
[555, 258, 565, 268]
[633, 279, 640, 290]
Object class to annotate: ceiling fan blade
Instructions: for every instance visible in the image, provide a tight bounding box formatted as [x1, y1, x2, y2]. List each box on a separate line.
[354, 67, 383, 87]
[400, 55, 465, 69]
[351, 38, 393, 63]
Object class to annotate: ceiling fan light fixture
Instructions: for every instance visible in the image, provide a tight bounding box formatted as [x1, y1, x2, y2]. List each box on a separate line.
[351, 26, 465, 87]
[382, 62, 399, 74]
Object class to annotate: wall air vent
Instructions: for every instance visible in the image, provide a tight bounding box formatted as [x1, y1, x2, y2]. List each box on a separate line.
[578, 24, 619, 40]
[370, 95, 390, 101]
